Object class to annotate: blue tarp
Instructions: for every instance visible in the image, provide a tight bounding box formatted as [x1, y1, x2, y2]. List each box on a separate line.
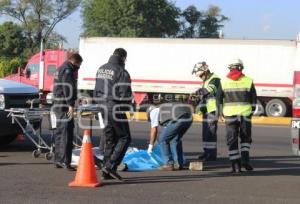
[122, 145, 165, 172]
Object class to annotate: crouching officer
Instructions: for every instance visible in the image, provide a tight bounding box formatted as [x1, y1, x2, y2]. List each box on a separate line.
[93, 48, 132, 180]
[217, 59, 257, 173]
[52, 53, 83, 171]
[192, 62, 220, 161]
[147, 103, 193, 170]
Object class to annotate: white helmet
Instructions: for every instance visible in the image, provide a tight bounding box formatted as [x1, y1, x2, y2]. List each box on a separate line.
[192, 61, 209, 77]
[228, 58, 244, 70]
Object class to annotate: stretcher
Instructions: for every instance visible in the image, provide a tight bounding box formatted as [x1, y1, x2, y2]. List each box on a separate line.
[5, 107, 54, 160]
[5, 105, 103, 160]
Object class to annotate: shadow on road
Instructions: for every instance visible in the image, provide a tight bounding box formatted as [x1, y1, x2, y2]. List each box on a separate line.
[110, 155, 300, 185]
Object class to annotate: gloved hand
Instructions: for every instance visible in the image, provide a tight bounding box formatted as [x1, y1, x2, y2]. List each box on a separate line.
[147, 144, 154, 153]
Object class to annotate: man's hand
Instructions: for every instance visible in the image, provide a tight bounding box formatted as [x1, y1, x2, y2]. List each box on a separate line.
[147, 144, 154, 154]
[67, 106, 74, 119]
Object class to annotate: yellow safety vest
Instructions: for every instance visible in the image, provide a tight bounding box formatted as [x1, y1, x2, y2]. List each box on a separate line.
[221, 76, 253, 117]
[204, 74, 219, 113]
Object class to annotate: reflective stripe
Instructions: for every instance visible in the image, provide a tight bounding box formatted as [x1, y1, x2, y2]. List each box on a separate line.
[241, 147, 250, 152]
[82, 136, 91, 143]
[224, 102, 251, 106]
[229, 150, 239, 155]
[203, 142, 217, 149]
[229, 155, 241, 160]
[241, 143, 251, 148]
[206, 86, 214, 93]
[223, 88, 251, 92]
[207, 84, 217, 94]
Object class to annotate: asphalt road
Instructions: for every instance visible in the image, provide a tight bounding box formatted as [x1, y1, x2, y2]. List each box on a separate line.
[0, 120, 299, 204]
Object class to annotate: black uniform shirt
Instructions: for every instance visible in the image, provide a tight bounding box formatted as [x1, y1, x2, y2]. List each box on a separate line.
[93, 55, 132, 104]
[53, 61, 77, 106]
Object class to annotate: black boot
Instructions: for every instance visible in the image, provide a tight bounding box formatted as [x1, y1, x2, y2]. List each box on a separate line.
[241, 151, 253, 171]
[231, 159, 242, 173]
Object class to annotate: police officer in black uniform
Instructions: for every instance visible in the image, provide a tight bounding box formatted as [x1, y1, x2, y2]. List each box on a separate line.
[53, 53, 83, 170]
[93, 48, 132, 180]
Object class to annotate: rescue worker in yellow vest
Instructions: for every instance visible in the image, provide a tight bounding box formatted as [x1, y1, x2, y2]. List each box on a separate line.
[192, 62, 220, 161]
[217, 59, 257, 173]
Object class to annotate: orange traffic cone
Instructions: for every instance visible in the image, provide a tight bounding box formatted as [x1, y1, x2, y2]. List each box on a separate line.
[69, 130, 102, 188]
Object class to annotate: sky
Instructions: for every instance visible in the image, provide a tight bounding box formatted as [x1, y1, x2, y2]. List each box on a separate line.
[1, 0, 300, 48]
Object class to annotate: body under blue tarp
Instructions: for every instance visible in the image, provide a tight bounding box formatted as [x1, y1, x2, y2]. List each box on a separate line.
[122, 145, 186, 172]
[122, 145, 165, 172]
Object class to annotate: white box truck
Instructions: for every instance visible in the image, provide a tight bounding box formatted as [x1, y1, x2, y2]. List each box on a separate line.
[78, 37, 300, 117]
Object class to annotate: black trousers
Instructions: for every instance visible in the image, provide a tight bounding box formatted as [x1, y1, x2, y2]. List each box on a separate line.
[225, 116, 252, 161]
[103, 111, 131, 170]
[202, 112, 218, 157]
[54, 110, 74, 165]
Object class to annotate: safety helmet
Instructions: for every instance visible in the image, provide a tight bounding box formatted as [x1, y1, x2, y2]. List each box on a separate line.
[228, 58, 244, 71]
[192, 61, 209, 77]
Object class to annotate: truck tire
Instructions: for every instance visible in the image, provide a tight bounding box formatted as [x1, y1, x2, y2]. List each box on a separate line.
[0, 134, 17, 146]
[253, 99, 264, 116]
[265, 99, 287, 117]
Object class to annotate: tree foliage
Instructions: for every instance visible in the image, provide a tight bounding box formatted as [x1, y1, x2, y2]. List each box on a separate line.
[180, 5, 201, 38]
[0, 0, 81, 54]
[199, 5, 229, 38]
[0, 57, 23, 78]
[0, 21, 26, 58]
[83, 1, 228, 39]
[82, 0, 181, 37]
[180, 5, 228, 38]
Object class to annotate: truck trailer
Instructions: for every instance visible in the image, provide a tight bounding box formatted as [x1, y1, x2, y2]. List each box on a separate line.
[78, 37, 300, 117]
[5, 36, 300, 117]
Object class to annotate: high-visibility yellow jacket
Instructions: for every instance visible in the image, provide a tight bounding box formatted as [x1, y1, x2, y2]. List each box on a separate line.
[219, 75, 257, 117]
[195, 73, 220, 115]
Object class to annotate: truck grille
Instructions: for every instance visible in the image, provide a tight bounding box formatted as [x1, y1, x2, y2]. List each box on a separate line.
[5, 93, 39, 108]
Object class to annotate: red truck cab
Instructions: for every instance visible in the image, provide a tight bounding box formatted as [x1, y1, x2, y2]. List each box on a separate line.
[5, 50, 70, 99]
[291, 71, 300, 155]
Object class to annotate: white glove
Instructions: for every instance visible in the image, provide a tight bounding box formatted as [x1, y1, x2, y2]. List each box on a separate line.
[147, 144, 154, 153]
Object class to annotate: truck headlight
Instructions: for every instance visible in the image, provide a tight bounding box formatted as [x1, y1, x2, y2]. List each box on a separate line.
[0, 94, 5, 110]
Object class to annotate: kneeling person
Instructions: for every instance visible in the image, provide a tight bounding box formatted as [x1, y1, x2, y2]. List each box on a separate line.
[147, 103, 193, 170]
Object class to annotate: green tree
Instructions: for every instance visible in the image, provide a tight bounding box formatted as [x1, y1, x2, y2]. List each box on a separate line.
[180, 5, 228, 38]
[82, 0, 180, 37]
[180, 5, 201, 38]
[199, 5, 229, 38]
[0, 21, 26, 58]
[0, 0, 81, 54]
[0, 57, 22, 77]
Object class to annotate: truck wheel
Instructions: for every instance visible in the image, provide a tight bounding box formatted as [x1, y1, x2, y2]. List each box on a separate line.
[265, 99, 287, 117]
[0, 134, 17, 146]
[253, 100, 264, 116]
